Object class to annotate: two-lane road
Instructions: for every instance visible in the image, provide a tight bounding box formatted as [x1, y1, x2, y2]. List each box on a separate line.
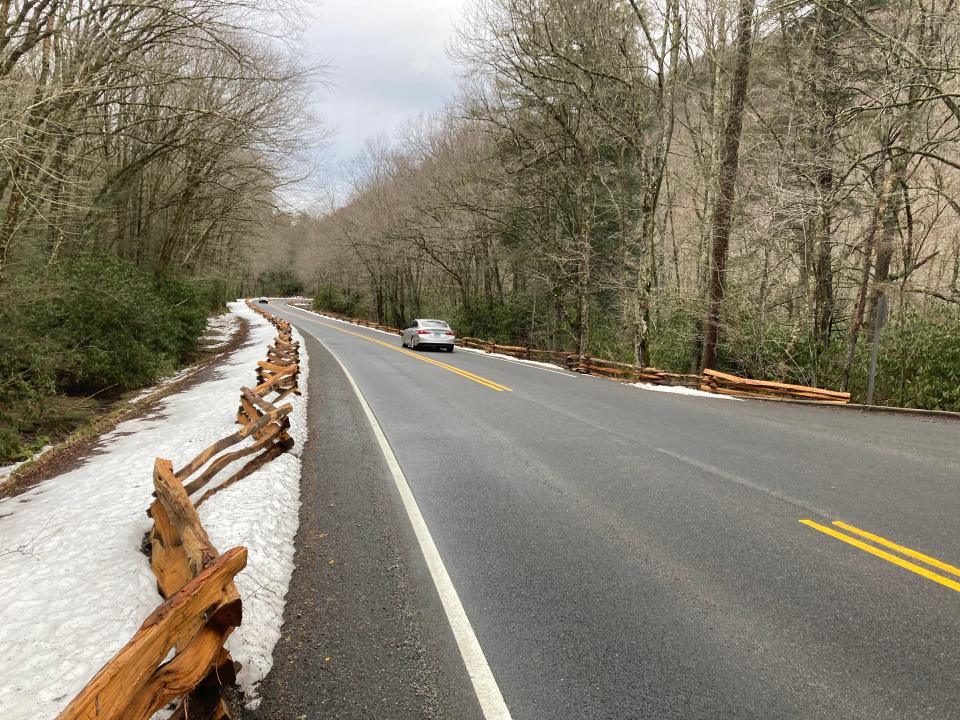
[269, 299, 960, 719]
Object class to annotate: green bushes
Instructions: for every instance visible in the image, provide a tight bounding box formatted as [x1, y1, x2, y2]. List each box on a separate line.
[313, 285, 365, 316]
[0, 255, 228, 462]
[844, 307, 960, 411]
[648, 304, 701, 372]
[709, 301, 960, 412]
[453, 295, 535, 343]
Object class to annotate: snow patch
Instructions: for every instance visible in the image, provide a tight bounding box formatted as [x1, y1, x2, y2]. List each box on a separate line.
[630, 382, 741, 400]
[200, 312, 239, 351]
[0, 445, 53, 484]
[127, 365, 197, 403]
[457, 346, 574, 375]
[0, 301, 306, 719]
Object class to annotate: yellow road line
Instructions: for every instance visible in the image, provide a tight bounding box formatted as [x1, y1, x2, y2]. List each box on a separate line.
[800, 519, 960, 594]
[832, 520, 960, 579]
[282, 306, 513, 393]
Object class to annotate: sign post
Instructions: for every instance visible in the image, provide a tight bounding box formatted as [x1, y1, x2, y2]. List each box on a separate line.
[865, 293, 888, 406]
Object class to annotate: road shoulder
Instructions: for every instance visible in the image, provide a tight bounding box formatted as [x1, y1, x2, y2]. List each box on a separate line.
[246, 331, 485, 720]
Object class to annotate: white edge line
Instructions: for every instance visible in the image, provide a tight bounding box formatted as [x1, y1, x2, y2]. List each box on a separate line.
[321, 339, 513, 720]
[457, 346, 575, 377]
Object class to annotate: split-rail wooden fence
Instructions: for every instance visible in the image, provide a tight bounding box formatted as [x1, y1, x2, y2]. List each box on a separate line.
[56, 301, 301, 720]
[700, 368, 851, 403]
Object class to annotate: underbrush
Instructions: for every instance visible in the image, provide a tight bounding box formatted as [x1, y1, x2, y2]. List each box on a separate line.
[0, 255, 231, 462]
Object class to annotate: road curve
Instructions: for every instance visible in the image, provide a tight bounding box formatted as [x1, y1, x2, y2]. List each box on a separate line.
[269, 299, 960, 720]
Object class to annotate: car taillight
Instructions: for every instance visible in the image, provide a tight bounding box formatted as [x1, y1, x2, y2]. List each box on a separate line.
[417, 330, 431, 335]
[444, 331, 454, 336]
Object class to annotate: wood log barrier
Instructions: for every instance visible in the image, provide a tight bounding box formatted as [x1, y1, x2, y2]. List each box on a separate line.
[56, 548, 247, 720]
[701, 368, 850, 403]
[58, 301, 308, 720]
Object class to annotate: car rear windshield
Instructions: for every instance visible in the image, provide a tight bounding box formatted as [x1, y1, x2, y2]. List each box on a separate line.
[421, 321, 449, 329]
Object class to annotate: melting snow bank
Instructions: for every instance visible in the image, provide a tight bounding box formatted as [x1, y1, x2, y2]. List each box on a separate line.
[199, 312, 239, 352]
[0, 301, 307, 719]
[0, 445, 54, 484]
[630, 382, 741, 400]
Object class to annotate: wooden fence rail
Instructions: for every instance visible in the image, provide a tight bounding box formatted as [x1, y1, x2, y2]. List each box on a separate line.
[57, 301, 303, 720]
[299, 304, 846, 403]
[57, 548, 247, 720]
[700, 368, 851, 403]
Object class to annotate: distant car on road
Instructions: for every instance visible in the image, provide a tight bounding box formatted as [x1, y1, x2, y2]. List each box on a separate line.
[258, 297, 268, 304]
[401, 319, 455, 352]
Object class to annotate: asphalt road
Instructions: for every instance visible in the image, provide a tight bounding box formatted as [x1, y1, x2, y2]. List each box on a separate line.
[266, 299, 960, 720]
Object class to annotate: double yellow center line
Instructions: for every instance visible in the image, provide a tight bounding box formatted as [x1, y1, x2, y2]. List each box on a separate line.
[801, 518, 960, 594]
[282, 306, 512, 393]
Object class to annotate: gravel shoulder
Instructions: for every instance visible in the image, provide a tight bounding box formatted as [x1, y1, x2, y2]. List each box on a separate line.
[246, 331, 484, 720]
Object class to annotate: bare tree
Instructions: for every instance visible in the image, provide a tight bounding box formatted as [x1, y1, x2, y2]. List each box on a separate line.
[701, 0, 756, 370]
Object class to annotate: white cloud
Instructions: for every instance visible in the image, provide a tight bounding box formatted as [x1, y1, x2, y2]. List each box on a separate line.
[306, 1, 470, 172]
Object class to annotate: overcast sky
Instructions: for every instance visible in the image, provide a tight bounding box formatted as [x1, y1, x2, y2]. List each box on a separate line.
[305, 1, 471, 184]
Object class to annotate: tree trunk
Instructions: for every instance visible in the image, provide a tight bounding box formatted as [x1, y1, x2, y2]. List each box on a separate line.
[810, 0, 841, 353]
[701, 0, 756, 370]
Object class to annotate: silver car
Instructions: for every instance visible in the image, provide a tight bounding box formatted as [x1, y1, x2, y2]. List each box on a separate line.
[401, 319, 456, 352]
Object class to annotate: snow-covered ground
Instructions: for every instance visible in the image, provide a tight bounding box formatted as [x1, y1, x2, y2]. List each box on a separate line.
[0, 301, 307, 719]
[200, 312, 239, 352]
[630, 382, 740, 400]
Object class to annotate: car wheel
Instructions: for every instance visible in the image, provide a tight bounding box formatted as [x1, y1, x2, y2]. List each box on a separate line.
[447, 346, 454, 353]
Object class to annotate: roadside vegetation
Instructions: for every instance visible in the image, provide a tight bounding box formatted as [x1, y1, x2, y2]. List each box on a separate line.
[0, 0, 321, 461]
[277, 0, 960, 411]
